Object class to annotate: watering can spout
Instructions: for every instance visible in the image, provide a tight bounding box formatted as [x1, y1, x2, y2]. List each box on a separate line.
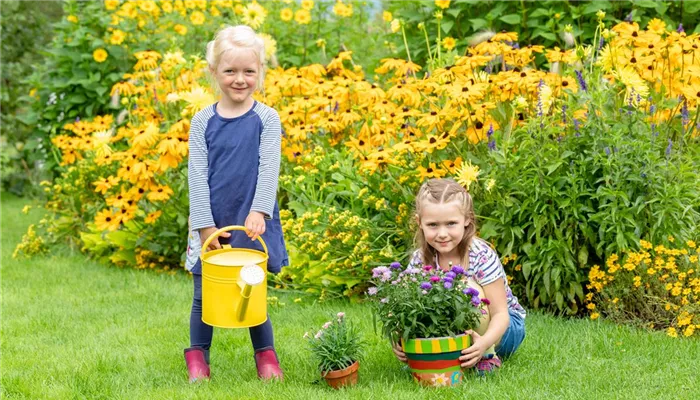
[236, 264, 266, 322]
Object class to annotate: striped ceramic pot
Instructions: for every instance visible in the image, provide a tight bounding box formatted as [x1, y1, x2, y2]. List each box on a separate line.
[401, 334, 471, 387]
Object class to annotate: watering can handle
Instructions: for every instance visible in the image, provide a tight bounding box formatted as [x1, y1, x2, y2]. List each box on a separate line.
[200, 225, 269, 255]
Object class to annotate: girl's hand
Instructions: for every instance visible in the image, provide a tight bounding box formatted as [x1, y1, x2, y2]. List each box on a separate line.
[199, 226, 231, 251]
[459, 330, 489, 368]
[392, 342, 408, 363]
[245, 211, 266, 241]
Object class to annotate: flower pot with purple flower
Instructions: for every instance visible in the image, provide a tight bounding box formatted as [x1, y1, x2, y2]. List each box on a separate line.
[369, 262, 488, 387]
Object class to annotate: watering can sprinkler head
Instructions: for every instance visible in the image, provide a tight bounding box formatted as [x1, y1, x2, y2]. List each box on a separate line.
[237, 264, 266, 322]
[240, 264, 265, 286]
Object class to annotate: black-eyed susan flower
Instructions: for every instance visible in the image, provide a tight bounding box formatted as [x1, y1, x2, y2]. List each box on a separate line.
[93, 48, 108, 63]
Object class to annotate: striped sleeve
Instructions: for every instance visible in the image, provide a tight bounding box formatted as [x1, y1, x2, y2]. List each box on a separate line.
[188, 107, 216, 231]
[250, 104, 282, 219]
[473, 239, 505, 286]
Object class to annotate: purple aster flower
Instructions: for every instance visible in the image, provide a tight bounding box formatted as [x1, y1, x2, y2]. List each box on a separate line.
[488, 139, 496, 151]
[390, 261, 402, 270]
[430, 275, 440, 283]
[446, 271, 457, 279]
[443, 276, 454, 283]
[420, 282, 432, 290]
[575, 70, 588, 92]
[367, 287, 378, 296]
[444, 281, 453, 289]
[487, 124, 494, 137]
[464, 287, 479, 297]
[471, 296, 482, 307]
[451, 265, 465, 275]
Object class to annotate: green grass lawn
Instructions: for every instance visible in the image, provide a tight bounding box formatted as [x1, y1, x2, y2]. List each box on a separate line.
[1, 194, 699, 399]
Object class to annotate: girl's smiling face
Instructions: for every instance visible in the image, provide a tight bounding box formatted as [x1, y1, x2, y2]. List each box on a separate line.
[211, 48, 259, 107]
[418, 200, 469, 259]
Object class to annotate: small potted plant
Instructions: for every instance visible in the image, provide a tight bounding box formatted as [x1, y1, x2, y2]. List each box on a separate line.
[305, 312, 364, 389]
[368, 262, 487, 387]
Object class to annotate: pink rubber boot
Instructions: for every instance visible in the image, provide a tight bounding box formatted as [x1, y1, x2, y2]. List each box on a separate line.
[254, 348, 283, 381]
[184, 347, 210, 383]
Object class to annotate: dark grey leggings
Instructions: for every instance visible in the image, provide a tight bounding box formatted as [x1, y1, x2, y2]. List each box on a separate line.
[190, 274, 274, 352]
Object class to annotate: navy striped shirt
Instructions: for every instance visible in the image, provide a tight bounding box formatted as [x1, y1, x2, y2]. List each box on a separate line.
[188, 102, 282, 231]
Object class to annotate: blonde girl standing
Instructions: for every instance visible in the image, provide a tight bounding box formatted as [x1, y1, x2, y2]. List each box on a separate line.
[184, 25, 288, 382]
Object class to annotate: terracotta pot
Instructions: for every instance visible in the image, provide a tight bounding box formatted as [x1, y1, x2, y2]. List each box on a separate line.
[322, 360, 359, 389]
[401, 334, 471, 387]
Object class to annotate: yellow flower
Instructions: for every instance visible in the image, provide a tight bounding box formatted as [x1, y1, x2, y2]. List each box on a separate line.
[455, 161, 479, 190]
[22, 205, 32, 214]
[109, 29, 126, 45]
[666, 327, 678, 338]
[333, 1, 353, 18]
[173, 24, 188, 35]
[612, 67, 648, 108]
[105, 0, 119, 11]
[190, 10, 205, 25]
[295, 9, 311, 25]
[316, 38, 326, 48]
[687, 240, 696, 248]
[241, 1, 267, 29]
[683, 325, 695, 337]
[390, 19, 401, 33]
[486, 178, 495, 192]
[668, 235, 675, 243]
[66, 15, 78, 23]
[145, 210, 162, 224]
[640, 239, 652, 250]
[586, 303, 596, 310]
[435, 0, 450, 9]
[441, 36, 456, 51]
[280, 7, 293, 22]
[383, 11, 392, 22]
[259, 33, 277, 60]
[590, 312, 600, 320]
[93, 48, 108, 63]
[301, 0, 314, 11]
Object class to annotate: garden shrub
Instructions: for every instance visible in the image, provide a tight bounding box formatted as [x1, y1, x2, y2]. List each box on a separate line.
[382, 0, 700, 70]
[587, 239, 700, 338]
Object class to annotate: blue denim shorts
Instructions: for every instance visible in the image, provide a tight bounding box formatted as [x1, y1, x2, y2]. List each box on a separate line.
[495, 310, 526, 359]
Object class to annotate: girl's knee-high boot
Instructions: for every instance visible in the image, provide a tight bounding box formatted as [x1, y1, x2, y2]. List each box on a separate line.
[184, 346, 210, 382]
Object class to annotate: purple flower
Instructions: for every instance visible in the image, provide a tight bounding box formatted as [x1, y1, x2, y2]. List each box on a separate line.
[471, 296, 482, 307]
[464, 287, 479, 297]
[562, 105, 568, 124]
[481, 298, 491, 305]
[677, 23, 684, 33]
[372, 266, 389, 278]
[604, 147, 611, 156]
[423, 265, 433, 272]
[487, 124, 494, 137]
[430, 275, 440, 283]
[451, 265, 465, 275]
[380, 298, 388, 303]
[682, 101, 689, 126]
[488, 139, 496, 151]
[443, 276, 454, 283]
[666, 139, 672, 157]
[624, 11, 633, 23]
[420, 282, 432, 290]
[444, 281, 453, 289]
[446, 271, 456, 279]
[649, 104, 656, 115]
[575, 70, 588, 92]
[598, 36, 605, 51]
[367, 287, 378, 296]
[390, 261, 402, 269]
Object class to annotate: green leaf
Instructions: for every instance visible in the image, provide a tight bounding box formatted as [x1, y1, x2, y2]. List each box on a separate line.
[529, 8, 550, 18]
[499, 14, 521, 25]
[468, 18, 488, 31]
[634, 0, 657, 8]
[441, 20, 454, 35]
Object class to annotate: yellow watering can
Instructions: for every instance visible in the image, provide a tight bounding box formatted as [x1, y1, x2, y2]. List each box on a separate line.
[200, 226, 269, 329]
